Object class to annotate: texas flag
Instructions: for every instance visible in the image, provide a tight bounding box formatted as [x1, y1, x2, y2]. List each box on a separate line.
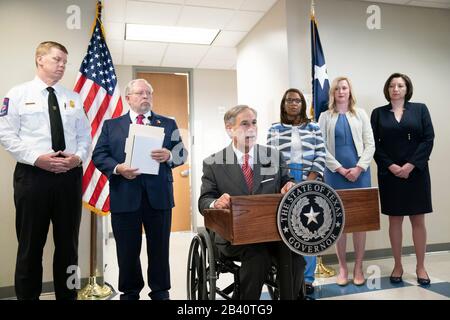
[311, 6, 330, 121]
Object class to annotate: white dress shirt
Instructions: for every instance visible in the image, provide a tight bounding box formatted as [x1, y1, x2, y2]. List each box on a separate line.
[129, 109, 151, 125]
[0, 76, 92, 165]
[232, 144, 254, 170]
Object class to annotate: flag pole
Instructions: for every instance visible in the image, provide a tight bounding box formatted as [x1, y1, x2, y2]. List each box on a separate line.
[310, 0, 316, 120]
[310, 0, 336, 278]
[77, 1, 113, 300]
[77, 212, 113, 300]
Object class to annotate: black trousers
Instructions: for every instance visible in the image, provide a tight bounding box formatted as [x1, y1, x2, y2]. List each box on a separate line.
[111, 190, 172, 300]
[13, 163, 82, 300]
[217, 240, 305, 300]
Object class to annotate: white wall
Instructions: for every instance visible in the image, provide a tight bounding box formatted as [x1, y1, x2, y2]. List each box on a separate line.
[0, 0, 95, 288]
[237, 0, 289, 143]
[191, 69, 238, 226]
[237, 0, 450, 253]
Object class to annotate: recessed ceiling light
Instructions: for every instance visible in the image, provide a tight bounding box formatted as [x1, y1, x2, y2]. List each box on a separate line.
[125, 24, 221, 45]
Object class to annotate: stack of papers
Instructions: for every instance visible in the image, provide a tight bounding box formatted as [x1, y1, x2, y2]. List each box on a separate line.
[124, 124, 165, 175]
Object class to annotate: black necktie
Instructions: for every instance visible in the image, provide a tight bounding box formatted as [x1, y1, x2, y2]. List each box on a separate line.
[47, 87, 66, 151]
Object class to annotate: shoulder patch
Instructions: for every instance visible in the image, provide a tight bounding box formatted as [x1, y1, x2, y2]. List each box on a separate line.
[1, 98, 9, 117]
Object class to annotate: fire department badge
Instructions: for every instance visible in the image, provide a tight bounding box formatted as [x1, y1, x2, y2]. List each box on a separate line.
[277, 181, 345, 256]
[1, 98, 9, 117]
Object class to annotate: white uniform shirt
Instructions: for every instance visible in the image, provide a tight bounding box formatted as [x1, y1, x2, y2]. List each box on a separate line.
[0, 76, 92, 165]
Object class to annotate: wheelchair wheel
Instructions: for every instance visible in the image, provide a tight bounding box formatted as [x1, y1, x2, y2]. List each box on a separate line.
[186, 228, 216, 300]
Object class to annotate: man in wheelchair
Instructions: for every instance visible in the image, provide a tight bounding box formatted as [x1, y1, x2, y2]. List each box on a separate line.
[198, 105, 305, 300]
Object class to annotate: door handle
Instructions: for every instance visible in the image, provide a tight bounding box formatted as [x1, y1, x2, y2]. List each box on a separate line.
[180, 169, 190, 177]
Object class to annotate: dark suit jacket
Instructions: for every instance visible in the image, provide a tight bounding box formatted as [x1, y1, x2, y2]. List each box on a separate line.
[198, 143, 293, 216]
[370, 102, 434, 215]
[92, 111, 186, 213]
[370, 102, 434, 174]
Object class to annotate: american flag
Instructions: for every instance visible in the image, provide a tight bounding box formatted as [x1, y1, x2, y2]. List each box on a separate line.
[311, 2, 330, 121]
[74, 4, 123, 215]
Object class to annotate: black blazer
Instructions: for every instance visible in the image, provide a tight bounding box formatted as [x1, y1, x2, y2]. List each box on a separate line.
[370, 102, 434, 175]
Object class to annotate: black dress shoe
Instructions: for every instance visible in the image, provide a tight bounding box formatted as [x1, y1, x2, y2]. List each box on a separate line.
[389, 271, 403, 284]
[305, 283, 314, 295]
[417, 273, 431, 286]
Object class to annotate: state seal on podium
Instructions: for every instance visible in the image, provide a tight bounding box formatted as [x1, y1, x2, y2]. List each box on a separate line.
[277, 181, 345, 256]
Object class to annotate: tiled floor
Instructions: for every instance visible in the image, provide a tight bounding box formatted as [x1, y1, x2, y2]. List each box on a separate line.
[8, 232, 447, 300]
[101, 232, 450, 300]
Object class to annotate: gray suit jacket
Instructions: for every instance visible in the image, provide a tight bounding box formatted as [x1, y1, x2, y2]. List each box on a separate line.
[198, 144, 293, 215]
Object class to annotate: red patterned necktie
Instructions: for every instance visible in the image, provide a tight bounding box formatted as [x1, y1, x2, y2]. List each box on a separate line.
[242, 153, 253, 192]
[136, 114, 145, 125]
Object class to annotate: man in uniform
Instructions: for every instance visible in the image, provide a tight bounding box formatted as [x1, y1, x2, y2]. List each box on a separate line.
[0, 41, 91, 300]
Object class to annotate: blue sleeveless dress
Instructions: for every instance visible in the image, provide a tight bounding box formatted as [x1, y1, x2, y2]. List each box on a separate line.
[325, 114, 371, 189]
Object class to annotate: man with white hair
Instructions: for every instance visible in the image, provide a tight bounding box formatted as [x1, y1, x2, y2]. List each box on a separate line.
[93, 78, 187, 300]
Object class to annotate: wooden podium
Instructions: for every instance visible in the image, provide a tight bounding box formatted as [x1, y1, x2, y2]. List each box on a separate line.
[204, 187, 380, 246]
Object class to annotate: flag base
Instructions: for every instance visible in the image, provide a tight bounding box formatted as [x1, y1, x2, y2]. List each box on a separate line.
[77, 276, 113, 300]
[314, 256, 336, 278]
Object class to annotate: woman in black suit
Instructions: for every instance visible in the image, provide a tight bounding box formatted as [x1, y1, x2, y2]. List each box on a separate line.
[370, 73, 434, 286]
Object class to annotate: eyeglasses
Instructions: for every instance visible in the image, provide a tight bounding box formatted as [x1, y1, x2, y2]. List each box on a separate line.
[285, 98, 302, 104]
[129, 91, 152, 97]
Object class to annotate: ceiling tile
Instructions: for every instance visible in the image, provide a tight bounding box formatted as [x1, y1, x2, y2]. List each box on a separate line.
[162, 44, 210, 68]
[239, 0, 278, 12]
[123, 40, 168, 66]
[224, 11, 265, 31]
[198, 47, 237, 69]
[103, 22, 125, 40]
[185, 0, 244, 10]
[126, 1, 181, 25]
[103, 0, 126, 22]
[212, 30, 247, 47]
[177, 6, 235, 29]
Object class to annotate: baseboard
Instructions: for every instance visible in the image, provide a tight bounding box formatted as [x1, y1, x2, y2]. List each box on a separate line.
[321, 242, 450, 264]
[0, 277, 103, 300]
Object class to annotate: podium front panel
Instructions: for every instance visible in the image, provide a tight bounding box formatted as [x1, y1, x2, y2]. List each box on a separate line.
[204, 188, 380, 245]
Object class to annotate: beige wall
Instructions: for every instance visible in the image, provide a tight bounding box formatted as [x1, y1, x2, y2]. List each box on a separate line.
[0, 0, 95, 288]
[237, 0, 450, 253]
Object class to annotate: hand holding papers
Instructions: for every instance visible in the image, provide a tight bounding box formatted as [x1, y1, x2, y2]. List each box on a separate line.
[125, 124, 165, 175]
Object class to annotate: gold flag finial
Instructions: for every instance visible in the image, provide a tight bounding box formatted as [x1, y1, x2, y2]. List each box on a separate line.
[311, 0, 316, 19]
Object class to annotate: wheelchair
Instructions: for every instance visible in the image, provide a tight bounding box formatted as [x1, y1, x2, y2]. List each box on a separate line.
[186, 227, 304, 300]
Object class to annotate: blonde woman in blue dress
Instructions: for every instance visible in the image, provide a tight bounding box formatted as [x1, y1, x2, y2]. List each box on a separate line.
[318, 77, 375, 286]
